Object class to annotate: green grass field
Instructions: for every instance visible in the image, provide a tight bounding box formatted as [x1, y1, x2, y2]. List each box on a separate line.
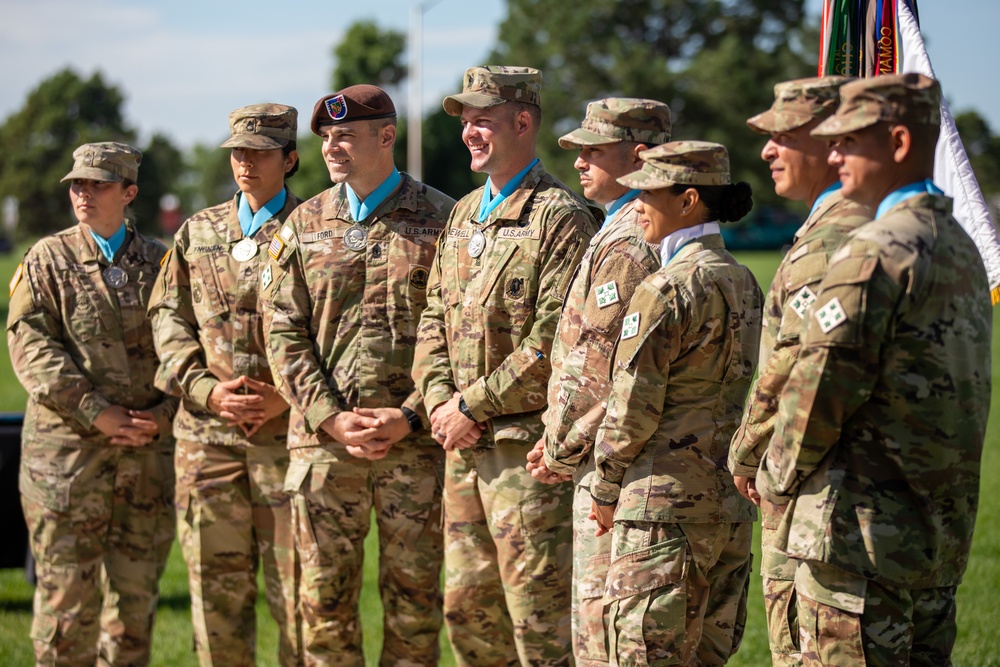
[0, 247, 997, 665]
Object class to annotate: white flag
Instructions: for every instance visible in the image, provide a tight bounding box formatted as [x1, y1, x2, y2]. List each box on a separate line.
[897, 0, 1000, 303]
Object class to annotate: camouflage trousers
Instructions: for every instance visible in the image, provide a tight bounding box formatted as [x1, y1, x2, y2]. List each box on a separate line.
[20, 442, 175, 667]
[760, 498, 800, 666]
[795, 560, 958, 667]
[286, 438, 444, 667]
[444, 445, 573, 667]
[605, 521, 752, 667]
[175, 440, 300, 667]
[573, 473, 611, 666]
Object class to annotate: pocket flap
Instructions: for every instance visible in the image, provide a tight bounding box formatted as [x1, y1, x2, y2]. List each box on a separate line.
[603, 534, 687, 602]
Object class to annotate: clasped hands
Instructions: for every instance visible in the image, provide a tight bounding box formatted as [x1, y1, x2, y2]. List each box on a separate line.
[208, 375, 289, 437]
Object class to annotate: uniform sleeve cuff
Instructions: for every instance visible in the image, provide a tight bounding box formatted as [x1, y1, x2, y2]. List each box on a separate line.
[459, 380, 491, 422]
[729, 460, 759, 478]
[590, 478, 621, 505]
[189, 377, 220, 410]
[75, 392, 113, 429]
[423, 384, 454, 417]
[303, 401, 341, 434]
[402, 390, 429, 430]
[542, 448, 577, 476]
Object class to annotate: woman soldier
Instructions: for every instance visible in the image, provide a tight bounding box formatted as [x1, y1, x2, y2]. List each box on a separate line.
[589, 141, 763, 665]
[8, 141, 177, 666]
[147, 104, 303, 667]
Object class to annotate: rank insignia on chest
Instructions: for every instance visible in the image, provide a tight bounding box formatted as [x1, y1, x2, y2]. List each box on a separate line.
[595, 280, 620, 308]
[790, 285, 818, 319]
[261, 265, 273, 290]
[8, 263, 22, 296]
[621, 312, 640, 340]
[268, 234, 285, 260]
[815, 297, 847, 333]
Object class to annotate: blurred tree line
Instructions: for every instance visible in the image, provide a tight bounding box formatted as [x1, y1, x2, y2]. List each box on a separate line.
[1, 3, 999, 243]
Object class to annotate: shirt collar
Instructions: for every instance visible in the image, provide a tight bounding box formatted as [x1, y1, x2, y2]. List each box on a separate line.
[238, 188, 287, 237]
[478, 158, 540, 223]
[659, 221, 721, 266]
[89, 221, 128, 263]
[875, 179, 943, 219]
[346, 167, 402, 223]
[604, 189, 641, 229]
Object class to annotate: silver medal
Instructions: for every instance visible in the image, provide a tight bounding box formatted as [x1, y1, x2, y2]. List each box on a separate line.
[231, 238, 258, 262]
[103, 266, 128, 289]
[468, 230, 486, 258]
[344, 225, 368, 252]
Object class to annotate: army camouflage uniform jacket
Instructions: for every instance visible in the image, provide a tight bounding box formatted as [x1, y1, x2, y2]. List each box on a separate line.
[262, 175, 453, 448]
[591, 235, 761, 523]
[148, 188, 302, 447]
[413, 161, 599, 449]
[9, 223, 176, 447]
[729, 189, 869, 478]
[542, 199, 660, 482]
[758, 193, 992, 589]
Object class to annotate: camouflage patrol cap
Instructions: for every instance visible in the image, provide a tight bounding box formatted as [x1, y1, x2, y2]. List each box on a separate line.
[442, 66, 542, 116]
[812, 73, 941, 138]
[220, 103, 297, 150]
[617, 141, 730, 190]
[558, 98, 672, 149]
[311, 85, 397, 135]
[61, 142, 141, 183]
[746, 76, 853, 134]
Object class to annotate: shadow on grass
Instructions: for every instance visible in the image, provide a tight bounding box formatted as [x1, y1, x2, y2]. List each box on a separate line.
[156, 593, 192, 611]
[0, 598, 31, 612]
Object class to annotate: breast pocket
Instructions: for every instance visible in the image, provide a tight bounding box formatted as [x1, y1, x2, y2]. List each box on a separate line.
[65, 267, 119, 342]
[479, 242, 536, 334]
[189, 254, 230, 322]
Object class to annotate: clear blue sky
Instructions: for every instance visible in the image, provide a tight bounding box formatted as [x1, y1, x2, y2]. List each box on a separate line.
[0, 0, 994, 148]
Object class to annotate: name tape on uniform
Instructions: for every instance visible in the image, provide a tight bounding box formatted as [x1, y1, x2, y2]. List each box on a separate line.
[299, 230, 338, 243]
[401, 225, 440, 239]
[498, 227, 541, 241]
[449, 228, 473, 239]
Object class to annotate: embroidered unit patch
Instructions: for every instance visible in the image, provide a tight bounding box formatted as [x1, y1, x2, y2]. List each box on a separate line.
[621, 312, 640, 340]
[815, 297, 847, 333]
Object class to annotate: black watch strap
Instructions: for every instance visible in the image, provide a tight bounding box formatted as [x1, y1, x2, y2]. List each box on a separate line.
[458, 396, 476, 422]
[400, 407, 422, 433]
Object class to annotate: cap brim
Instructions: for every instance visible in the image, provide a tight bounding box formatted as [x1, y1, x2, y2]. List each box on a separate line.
[810, 112, 878, 139]
[60, 167, 122, 183]
[557, 128, 620, 150]
[746, 109, 816, 135]
[442, 92, 507, 116]
[616, 165, 676, 191]
[220, 135, 288, 150]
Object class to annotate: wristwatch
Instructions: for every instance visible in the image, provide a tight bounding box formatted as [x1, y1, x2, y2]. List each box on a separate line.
[400, 407, 423, 433]
[458, 396, 476, 422]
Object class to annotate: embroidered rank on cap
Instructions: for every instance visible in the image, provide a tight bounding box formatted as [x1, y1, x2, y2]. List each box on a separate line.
[815, 297, 848, 333]
[261, 264, 273, 290]
[268, 234, 285, 260]
[595, 280, 620, 308]
[325, 94, 348, 121]
[8, 263, 23, 296]
[790, 285, 818, 319]
[621, 312, 640, 340]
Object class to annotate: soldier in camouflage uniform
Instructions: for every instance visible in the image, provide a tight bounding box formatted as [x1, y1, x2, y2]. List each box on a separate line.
[523, 98, 668, 666]
[728, 77, 869, 666]
[259, 86, 454, 666]
[412, 66, 599, 665]
[9, 142, 177, 666]
[589, 142, 762, 666]
[148, 105, 303, 667]
[757, 73, 992, 666]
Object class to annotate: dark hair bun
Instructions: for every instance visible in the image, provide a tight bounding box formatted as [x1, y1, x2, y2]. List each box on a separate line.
[718, 182, 753, 223]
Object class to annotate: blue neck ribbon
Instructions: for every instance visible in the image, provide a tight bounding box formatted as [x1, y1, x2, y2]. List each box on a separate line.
[90, 221, 127, 262]
[604, 189, 641, 229]
[876, 179, 943, 219]
[346, 168, 402, 223]
[238, 188, 287, 238]
[808, 182, 842, 219]
[477, 158, 539, 223]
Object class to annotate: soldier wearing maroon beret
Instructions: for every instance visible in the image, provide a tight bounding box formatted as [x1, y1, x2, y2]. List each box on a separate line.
[261, 84, 456, 666]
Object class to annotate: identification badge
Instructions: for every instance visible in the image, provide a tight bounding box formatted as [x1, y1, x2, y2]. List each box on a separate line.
[103, 266, 128, 289]
[790, 285, 818, 319]
[468, 229, 486, 258]
[344, 225, 368, 252]
[261, 265, 273, 290]
[815, 297, 847, 333]
[621, 312, 640, 340]
[232, 238, 258, 262]
[595, 280, 620, 308]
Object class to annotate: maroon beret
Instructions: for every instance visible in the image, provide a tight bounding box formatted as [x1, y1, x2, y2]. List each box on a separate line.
[310, 85, 397, 135]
